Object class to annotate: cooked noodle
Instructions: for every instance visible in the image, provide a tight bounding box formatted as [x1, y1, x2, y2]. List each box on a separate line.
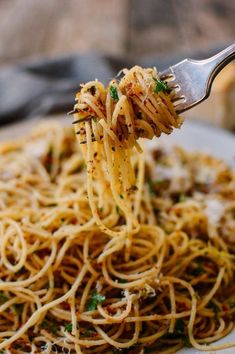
[0, 66, 234, 353]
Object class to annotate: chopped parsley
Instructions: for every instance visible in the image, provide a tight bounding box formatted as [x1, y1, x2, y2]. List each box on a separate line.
[148, 180, 156, 196]
[110, 85, 119, 101]
[119, 194, 124, 199]
[153, 78, 171, 94]
[191, 260, 205, 276]
[179, 193, 187, 202]
[147, 179, 164, 196]
[72, 162, 86, 174]
[175, 319, 185, 335]
[208, 301, 219, 320]
[118, 278, 127, 284]
[83, 329, 97, 337]
[40, 319, 59, 334]
[0, 293, 8, 304]
[86, 291, 106, 311]
[163, 319, 190, 347]
[116, 205, 120, 214]
[229, 301, 235, 309]
[155, 179, 164, 184]
[65, 323, 73, 333]
[191, 265, 204, 276]
[13, 303, 23, 314]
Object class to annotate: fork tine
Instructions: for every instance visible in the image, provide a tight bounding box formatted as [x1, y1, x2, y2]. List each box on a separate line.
[159, 68, 174, 81]
[171, 95, 186, 103]
[159, 44, 235, 114]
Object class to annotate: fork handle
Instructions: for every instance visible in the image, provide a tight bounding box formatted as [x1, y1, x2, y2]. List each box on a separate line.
[202, 43, 235, 93]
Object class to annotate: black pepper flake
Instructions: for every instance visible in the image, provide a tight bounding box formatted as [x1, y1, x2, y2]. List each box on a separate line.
[88, 86, 96, 95]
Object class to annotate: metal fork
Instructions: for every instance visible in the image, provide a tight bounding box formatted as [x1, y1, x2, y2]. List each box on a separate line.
[160, 43, 235, 114]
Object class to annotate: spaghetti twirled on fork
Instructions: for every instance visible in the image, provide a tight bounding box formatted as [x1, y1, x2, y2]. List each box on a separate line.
[0, 66, 235, 353]
[73, 66, 182, 237]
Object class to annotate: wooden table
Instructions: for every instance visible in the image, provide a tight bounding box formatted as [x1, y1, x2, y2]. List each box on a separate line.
[0, 0, 234, 65]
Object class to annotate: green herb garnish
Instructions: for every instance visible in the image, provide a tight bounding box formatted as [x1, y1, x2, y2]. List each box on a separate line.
[163, 319, 190, 347]
[0, 293, 8, 304]
[83, 329, 97, 337]
[147, 180, 164, 196]
[118, 278, 128, 283]
[119, 194, 124, 199]
[191, 266, 204, 276]
[155, 179, 164, 184]
[13, 303, 23, 314]
[179, 193, 187, 203]
[153, 78, 171, 94]
[86, 291, 106, 311]
[229, 301, 235, 309]
[116, 205, 120, 214]
[174, 319, 185, 336]
[65, 323, 73, 333]
[148, 181, 156, 196]
[110, 85, 119, 101]
[40, 319, 59, 334]
[191, 259, 205, 276]
[208, 301, 219, 320]
[72, 162, 87, 174]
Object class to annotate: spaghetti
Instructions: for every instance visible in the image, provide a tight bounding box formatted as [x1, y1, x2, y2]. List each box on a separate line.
[0, 67, 234, 353]
[73, 66, 182, 238]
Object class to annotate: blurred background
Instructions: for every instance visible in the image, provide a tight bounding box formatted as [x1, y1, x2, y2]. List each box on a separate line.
[0, 0, 234, 129]
[0, 0, 234, 64]
[1, 0, 235, 64]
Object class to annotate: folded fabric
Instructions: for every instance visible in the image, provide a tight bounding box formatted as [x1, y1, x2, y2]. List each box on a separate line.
[0, 45, 226, 125]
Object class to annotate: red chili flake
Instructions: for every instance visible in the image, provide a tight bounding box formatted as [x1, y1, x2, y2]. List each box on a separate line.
[106, 305, 116, 315]
[61, 302, 70, 310]
[124, 329, 133, 337]
[129, 348, 143, 354]
[152, 148, 164, 160]
[178, 302, 188, 311]
[204, 262, 216, 270]
[83, 329, 98, 337]
[223, 304, 229, 312]
[36, 249, 49, 258]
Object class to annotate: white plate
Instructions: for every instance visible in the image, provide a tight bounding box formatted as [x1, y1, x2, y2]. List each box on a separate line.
[157, 120, 235, 170]
[0, 117, 235, 353]
[154, 121, 235, 354]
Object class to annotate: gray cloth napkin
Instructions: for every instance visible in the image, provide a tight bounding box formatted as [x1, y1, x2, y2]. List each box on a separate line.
[0, 45, 228, 125]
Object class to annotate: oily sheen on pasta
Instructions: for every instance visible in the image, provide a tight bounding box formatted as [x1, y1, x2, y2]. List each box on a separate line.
[0, 67, 234, 353]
